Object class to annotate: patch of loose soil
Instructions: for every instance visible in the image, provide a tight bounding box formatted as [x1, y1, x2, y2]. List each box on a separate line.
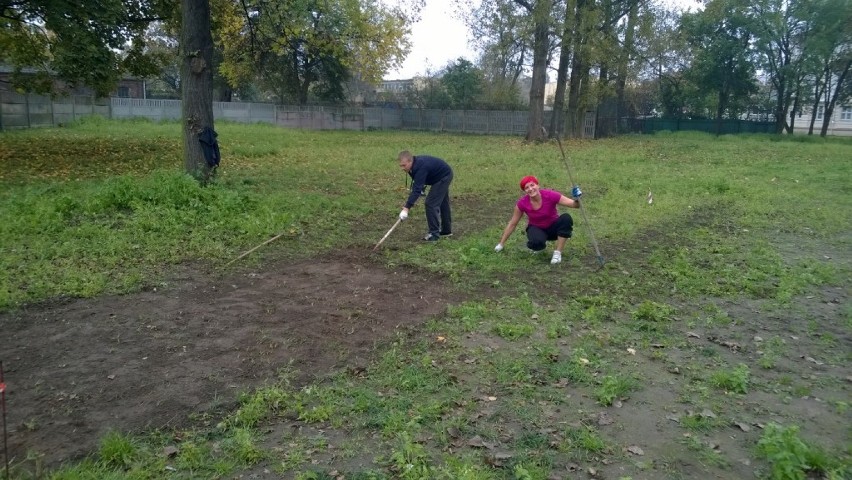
[1, 252, 459, 469]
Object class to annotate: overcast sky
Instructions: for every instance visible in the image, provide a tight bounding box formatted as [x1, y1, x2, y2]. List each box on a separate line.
[384, 0, 704, 80]
[385, 0, 476, 80]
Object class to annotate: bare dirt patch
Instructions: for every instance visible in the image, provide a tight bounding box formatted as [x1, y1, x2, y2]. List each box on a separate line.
[1, 253, 460, 469]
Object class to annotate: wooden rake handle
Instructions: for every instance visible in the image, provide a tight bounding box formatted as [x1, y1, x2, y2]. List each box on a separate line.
[373, 218, 402, 250]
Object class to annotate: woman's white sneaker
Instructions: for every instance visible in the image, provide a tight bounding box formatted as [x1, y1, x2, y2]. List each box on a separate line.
[550, 251, 562, 265]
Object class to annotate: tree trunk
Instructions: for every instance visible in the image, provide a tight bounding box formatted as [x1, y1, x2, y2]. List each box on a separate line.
[773, 79, 787, 134]
[525, 0, 553, 142]
[787, 84, 800, 134]
[615, 0, 638, 134]
[820, 59, 850, 137]
[550, 0, 575, 139]
[565, 0, 588, 138]
[180, 0, 216, 183]
[808, 67, 827, 135]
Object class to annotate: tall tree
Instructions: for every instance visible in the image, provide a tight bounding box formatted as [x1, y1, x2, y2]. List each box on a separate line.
[514, 0, 555, 141]
[807, 0, 852, 136]
[682, 0, 756, 133]
[219, 0, 410, 105]
[549, 0, 575, 138]
[747, 0, 812, 133]
[613, 0, 641, 131]
[180, 0, 217, 182]
[565, 0, 594, 137]
[0, 0, 167, 95]
[441, 58, 484, 109]
[465, 0, 531, 109]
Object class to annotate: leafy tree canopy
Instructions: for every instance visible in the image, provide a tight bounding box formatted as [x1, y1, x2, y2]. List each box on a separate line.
[219, 0, 412, 104]
[440, 58, 484, 109]
[0, 0, 171, 95]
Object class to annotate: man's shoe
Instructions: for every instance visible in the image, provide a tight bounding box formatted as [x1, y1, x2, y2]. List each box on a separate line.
[440, 231, 453, 237]
[550, 251, 562, 265]
[423, 233, 440, 241]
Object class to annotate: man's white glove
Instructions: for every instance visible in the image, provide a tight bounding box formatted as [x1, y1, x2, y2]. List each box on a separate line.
[494, 243, 504, 252]
[399, 209, 409, 221]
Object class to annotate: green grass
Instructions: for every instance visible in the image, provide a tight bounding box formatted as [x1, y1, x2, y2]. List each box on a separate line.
[710, 363, 750, 394]
[756, 423, 851, 479]
[2, 121, 851, 479]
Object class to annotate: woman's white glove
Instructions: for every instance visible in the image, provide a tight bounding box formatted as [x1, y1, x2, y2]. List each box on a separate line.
[494, 243, 504, 252]
[399, 210, 408, 221]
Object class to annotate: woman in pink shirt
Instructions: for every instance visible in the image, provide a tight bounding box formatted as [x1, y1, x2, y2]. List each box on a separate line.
[494, 175, 582, 265]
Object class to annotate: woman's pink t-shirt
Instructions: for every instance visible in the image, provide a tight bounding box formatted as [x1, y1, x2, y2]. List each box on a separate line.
[517, 189, 562, 228]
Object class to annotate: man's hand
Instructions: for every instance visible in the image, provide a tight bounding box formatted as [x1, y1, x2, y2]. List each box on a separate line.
[571, 185, 582, 199]
[399, 209, 409, 221]
[494, 243, 504, 252]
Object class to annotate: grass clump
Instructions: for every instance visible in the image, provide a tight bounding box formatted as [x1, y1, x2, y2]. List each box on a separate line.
[710, 363, 750, 394]
[594, 374, 638, 406]
[756, 423, 850, 480]
[97, 431, 138, 469]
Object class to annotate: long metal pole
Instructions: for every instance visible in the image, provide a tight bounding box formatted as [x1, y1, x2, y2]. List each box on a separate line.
[555, 136, 605, 267]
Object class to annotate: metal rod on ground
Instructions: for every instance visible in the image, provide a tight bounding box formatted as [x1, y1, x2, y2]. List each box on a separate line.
[373, 218, 402, 251]
[225, 232, 285, 266]
[2, 361, 8, 480]
[555, 135, 605, 267]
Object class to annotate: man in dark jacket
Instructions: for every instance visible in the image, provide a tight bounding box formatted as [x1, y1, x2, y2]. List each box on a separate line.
[397, 150, 453, 241]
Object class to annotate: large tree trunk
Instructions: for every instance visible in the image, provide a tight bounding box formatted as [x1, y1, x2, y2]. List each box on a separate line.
[787, 84, 800, 134]
[820, 59, 850, 137]
[615, 0, 638, 134]
[525, 0, 553, 142]
[549, 0, 575, 140]
[808, 67, 827, 135]
[773, 78, 787, 134]
[565, 0, 588, 139]
[180, 0, 216, 183]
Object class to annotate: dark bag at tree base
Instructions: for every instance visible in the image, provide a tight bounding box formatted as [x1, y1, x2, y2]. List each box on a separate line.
[198, 127, 221, 168]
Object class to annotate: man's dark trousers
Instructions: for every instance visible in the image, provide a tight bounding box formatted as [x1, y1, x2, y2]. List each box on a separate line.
[425, 172, 453, 236]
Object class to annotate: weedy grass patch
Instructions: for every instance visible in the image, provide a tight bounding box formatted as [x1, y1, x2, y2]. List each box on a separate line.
[756, 423, 851, 480]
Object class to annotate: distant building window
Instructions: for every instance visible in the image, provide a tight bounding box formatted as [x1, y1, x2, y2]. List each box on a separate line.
[816, 105, 824, 120]
[117, 86, 130, 98]
[841, 106, 852, 121]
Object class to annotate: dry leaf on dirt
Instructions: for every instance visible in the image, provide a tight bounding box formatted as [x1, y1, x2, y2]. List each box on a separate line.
[803, 356, 824, 365]
[686, 331, 701, 338]
[597, 412, 615, 425]
[627, 445, 645, 455]
[467, 435, 495, 449]
[734, 422, 751, 432]
[626, 348, 636, 355]
[484, 451, 513, 467]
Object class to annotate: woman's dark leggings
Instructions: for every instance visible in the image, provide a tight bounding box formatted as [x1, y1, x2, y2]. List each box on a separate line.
[526, 213, 573, 251]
